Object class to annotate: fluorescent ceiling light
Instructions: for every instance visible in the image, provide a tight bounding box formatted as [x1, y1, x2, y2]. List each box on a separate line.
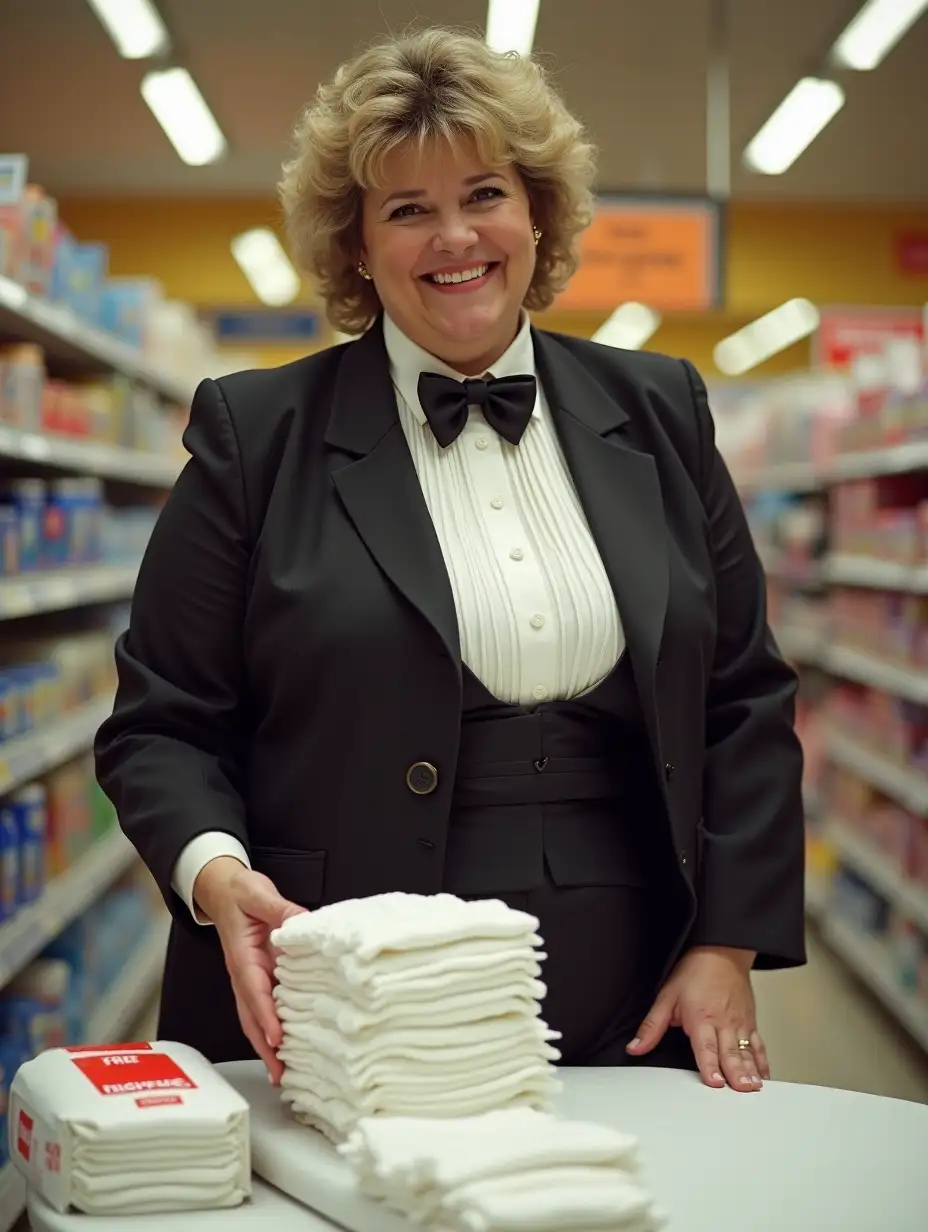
[231, 229, 301, 307]
[743, 78, 845, 175]
[714, 299, 821, 375]
[486, 0, 541, 54]
[85, 0, 169, 59]
[832, 0, 928, 70]
[593, 303, 662, 351]
[141, 68, 227, 167]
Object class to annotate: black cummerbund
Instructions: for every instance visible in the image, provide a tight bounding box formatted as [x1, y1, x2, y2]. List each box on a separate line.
[442, 659, 656, 897]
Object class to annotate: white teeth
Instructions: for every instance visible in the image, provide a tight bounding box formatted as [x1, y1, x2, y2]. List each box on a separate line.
[430, 265, 489, 285]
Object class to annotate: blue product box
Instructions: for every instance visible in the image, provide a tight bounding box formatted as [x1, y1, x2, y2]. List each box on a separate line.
[66, 243, 108, 327]
[49, 227, 76, 306]
[98, 278, 158, 350]
[9, 785, 46, 906]
[2, 480, 44, 572]
[0, 809, 18, 922]
[0, 506, 18, 577]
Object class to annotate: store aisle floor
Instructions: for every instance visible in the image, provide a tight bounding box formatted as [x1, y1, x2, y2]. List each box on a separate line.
[755, 925, 928, 1103]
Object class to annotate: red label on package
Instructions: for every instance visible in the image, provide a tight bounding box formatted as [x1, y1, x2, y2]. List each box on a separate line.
[135, 1095, 184, 1109]
[72, 1052, 198, 1097]
[65, 1042, 152, 1053]
[17, 1109, 33, 1162]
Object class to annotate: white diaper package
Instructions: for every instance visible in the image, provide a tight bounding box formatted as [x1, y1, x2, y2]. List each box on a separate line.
[8, 1040, 251, 1215]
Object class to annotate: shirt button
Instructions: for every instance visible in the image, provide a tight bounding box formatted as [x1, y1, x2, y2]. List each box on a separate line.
[509, 548, 524, 561]
[490, 497, 504, 510]
[530, 613, 546, 629]
[532, 684, 548, 700]
[475, 437, 489, 451]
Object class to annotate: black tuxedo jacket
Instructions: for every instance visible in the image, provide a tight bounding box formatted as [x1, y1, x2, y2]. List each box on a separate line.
[95, 319, 806, 1058]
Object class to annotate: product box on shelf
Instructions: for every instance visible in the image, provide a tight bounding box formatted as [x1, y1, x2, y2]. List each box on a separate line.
[0, 341, 44, 430]
[98, 277, 163, 352]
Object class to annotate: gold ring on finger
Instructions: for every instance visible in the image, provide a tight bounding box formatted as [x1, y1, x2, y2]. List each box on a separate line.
[737, 1038, 752, 1050]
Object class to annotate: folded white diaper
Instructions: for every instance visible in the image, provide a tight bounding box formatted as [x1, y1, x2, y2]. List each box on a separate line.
[339, 1108, 666, 1232]
[270, 892, 540, 959]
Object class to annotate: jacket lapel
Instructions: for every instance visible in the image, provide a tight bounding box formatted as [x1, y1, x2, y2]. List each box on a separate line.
[324, 323, 461, 672]
[533, 330, 669, 765]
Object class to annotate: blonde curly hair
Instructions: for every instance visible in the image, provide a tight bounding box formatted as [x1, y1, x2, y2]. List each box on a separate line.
[279, 27, 597, 335]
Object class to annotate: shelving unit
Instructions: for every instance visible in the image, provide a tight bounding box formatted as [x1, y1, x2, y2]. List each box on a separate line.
[0, 267, 185, 1232]
[0, 274, 191, 406]
[743, 424, 928, 1053]
[0, 693, 114, 796]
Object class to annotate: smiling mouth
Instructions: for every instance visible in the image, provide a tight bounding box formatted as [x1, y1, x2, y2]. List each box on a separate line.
[421, 262, 499, 287]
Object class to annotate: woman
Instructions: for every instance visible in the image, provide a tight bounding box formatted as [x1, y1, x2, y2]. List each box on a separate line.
[95, 27, 805, 1094]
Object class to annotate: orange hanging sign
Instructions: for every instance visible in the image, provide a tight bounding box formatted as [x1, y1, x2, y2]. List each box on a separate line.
[556, 197, 722, 313]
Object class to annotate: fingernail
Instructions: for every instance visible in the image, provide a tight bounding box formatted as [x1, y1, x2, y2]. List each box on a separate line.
[712, 1072, 724, 1084]
[628, 1038, 641, 1050]
[739, 1075, 752, 1085]
[753, 1075, 762, 1086]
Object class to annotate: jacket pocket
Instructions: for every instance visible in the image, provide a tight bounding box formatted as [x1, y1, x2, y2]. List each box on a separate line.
[251, 846, 326, 908]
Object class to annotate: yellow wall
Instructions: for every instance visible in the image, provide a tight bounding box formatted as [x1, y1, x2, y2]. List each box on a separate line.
[59, 197, 928, 377]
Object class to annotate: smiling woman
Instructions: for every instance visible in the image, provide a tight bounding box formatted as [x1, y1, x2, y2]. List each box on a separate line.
[278, 26, 595, 363]
[96, 25, 806, 1095]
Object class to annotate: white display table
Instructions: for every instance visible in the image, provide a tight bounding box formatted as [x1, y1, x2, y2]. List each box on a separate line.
[28, 1064, 928, 1232]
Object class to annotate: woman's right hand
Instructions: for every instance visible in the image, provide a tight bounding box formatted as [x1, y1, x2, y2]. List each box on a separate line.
[193, 856, 306, 1085]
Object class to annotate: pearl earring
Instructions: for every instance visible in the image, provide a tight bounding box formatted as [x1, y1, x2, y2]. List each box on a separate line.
[532, 227, 542, 245]
[357, 261, 373, 281]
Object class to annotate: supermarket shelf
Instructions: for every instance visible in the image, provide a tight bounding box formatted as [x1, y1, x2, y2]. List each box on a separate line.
[0, 921, 167, 1232]
[0, 827, 137, 989]
[739, 461, 822, 494]
[829, 439, 928, 483]
[823, 553, 928, 594]
[0, 423, 181, 488]
[824, 817, 928, 933]
[86, 917, 168, 1043]
[820, 912, 928, 1052]
[0, 563, 138, 620]
[0, 274, 191, 406]
[822, 644, 928, 705]
[775, 625, 827, 666]
[0, 693, 113, 796]
[826, 727, 928, 817]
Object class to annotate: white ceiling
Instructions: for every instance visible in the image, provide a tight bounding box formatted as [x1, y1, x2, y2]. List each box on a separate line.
[1, 0, 926, 201]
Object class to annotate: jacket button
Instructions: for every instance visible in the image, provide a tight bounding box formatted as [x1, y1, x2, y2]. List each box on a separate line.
[406, 761, 438, 795]
[680, 848, 688, 866]
[664, 762, 675, 782]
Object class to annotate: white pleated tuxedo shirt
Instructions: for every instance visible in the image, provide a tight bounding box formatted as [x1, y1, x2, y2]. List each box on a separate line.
[173, 312, 625, 921]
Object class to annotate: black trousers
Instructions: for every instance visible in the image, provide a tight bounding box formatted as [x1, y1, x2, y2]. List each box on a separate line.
[465, 866, 696, 1071]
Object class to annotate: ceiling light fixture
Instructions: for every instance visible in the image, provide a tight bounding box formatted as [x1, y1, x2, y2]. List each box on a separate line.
[231, 229, 301, 307]
[714, 299, 821, 375]
[832, 0, 928, 70]
[141, 67, 227, 167]
[85, 0, 170, 60]
[743, 77, 845, 175]
[592, 303, 662, 351]
[485, 0, 541, 55]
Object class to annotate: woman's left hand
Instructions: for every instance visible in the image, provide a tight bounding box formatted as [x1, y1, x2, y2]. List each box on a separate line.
[626, 945, 769, 1092]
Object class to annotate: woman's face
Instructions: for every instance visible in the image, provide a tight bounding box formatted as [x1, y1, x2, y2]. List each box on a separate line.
[360, 137, 536, 374]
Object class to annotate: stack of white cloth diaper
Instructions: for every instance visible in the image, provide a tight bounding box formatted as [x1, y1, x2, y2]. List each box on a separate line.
[339, 1105, 667, 1231]
[8, 1041, 250, 1215]
[270, 892, 562, 1143]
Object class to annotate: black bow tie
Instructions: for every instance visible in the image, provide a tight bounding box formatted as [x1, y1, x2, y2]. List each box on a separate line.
[416, 372, 537, 449]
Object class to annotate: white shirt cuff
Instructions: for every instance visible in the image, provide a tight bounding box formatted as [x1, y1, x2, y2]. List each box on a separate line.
[171, 832, 251, 925]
